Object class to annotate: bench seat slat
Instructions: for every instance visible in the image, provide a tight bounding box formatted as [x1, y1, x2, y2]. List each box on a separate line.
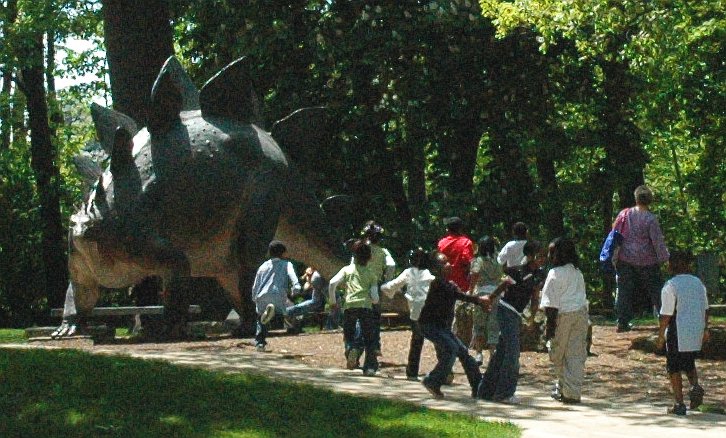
[50, 305, 201, 318]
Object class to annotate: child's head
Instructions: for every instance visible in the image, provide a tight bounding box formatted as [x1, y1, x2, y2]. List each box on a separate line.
[352, 239, 372, 265]
[668, 250, 693, 275]
[512, 222, 528, 240]
[268, 240, 287, 258]
[444, 216, 464, 234]
[523, 240, 546, 268]
[408, 247, 428, 269]
[429, 251, 452, 278]
[360, 220, 384, 244]
[548, 237, 579, 268]
[477, 236, 497, 258]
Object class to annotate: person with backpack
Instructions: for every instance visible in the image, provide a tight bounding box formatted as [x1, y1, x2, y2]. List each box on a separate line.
[612, 185, 670, 332]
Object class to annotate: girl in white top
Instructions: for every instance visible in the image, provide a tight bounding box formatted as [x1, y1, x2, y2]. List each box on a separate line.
[540, 237, 589, 404]
[381, 247, 435, 380]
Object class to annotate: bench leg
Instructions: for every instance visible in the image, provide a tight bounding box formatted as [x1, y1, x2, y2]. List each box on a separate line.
[132, 314, 143, 336]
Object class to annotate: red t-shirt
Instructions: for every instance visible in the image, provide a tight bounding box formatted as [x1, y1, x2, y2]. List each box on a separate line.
[437, 233, 474, 291]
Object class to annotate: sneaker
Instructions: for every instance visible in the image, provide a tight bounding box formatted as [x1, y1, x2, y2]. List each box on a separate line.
[422, 380, 444, 399]
[667, 403, 687, 416]
[260, 304, 275, 325]
[475, 352, 484, 366]
[498, 395, 521, 405]
[255, 343, 266, 352]
[689, 385, 704, 410]
[346, 348, 361, 370]
[406, 375, 420, 381]
[363, 368, 377, 377]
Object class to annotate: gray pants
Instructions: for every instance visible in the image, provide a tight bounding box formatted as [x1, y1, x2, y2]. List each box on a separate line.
[549, 307, 589, 400]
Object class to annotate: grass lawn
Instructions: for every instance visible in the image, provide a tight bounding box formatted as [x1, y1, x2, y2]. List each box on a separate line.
[0, 329, 25, 344]
[0, 348, 519, 438]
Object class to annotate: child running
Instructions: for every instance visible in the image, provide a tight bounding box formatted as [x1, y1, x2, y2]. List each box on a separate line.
[381, 247, 435, 381]
[418, 252, 487, 399]
[656, 250, 709, 416]
[469, 236, 503, 365]
[541, 237, 589, 404]
[328, 240, 380, 376]
[477, 240, 547, 404]
[251, 240, 301, 352]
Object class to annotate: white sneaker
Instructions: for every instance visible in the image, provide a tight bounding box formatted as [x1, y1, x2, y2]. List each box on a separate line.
[260, 304, 275, 325]
[255, 343, 266, 352]
[475, 352, 484, 365]
[498, 395, 521, 405]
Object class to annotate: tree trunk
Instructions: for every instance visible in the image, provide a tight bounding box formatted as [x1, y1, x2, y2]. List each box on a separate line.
[444, 121, 482, 195]
[1, 0, 18, 151]
[0, 69, 12, 151]
[487, 127, 537, 226]
[403, 120, 428, 217]
[601, 59, 646, 209]
[45, 30, 63, 131]
[102, 0, 174, 125]
[18, 35, 68, 308]
[535, 153, 565, 237]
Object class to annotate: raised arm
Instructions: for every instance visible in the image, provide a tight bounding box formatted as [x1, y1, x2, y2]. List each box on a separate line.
[381, 269, 409, 298]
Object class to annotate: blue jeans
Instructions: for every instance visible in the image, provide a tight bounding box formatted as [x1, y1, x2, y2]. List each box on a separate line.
[420, 322, 481, 391]
[353, 303, 381, 351]
[407, 320, 425, 378]
[615, 261, 662, 327]
[286, 296, 323, 318]
[477, 303, 521, 400]
[343, 307, 378, 372]
[255, 316, 271, 347]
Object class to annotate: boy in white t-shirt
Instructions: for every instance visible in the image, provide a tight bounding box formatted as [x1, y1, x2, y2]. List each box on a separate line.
[656, 250, 710, 416]
[497, 222, 528, 268]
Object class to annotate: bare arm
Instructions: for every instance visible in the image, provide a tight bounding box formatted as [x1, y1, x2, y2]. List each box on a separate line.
[656, 314, 672, 349]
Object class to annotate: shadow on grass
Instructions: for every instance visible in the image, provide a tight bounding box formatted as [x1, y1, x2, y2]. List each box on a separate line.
[0, 349, 518, 438]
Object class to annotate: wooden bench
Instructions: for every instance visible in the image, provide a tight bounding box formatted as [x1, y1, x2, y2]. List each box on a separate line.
[308, 311, 402, 331]
[380, 312, 401, 328]
[50, 305, 202, 337]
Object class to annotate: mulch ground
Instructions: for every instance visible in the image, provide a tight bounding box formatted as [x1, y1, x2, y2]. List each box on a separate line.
[54, 321, 726, 412]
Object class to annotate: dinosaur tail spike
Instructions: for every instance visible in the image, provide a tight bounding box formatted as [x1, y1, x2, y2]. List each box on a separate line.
[110, 126, 134, 176]
[199, 57, 263, 127]
[90, 103, 139, 154]
[148, 62, 183, 135]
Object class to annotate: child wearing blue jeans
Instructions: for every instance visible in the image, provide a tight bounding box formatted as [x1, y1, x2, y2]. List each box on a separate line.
[251, 240, 301, 351]
[328, 240, 380, 376]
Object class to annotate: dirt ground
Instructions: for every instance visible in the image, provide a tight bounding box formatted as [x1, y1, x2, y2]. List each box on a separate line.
[80, 321, 725, 412]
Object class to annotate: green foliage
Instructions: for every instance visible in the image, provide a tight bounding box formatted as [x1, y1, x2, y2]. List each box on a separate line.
[0, 0, 105, 325]
[1, 1, 723, 325]
[0, 348, 520, 437]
